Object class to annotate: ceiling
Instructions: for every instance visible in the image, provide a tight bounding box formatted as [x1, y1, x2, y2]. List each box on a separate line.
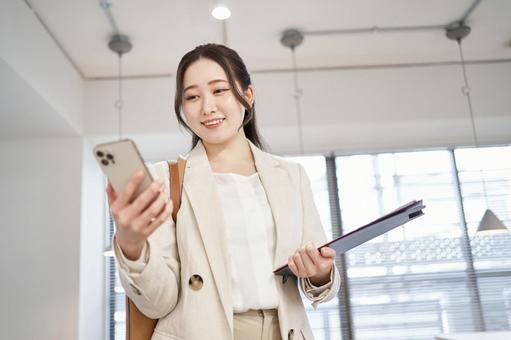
[27, 0, 511, 79]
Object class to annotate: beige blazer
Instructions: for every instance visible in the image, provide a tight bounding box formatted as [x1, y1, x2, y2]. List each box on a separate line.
[114, 140, 340, 340]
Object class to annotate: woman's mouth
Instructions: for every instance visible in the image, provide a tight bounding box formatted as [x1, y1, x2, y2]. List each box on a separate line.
[202, 118, 225, 129]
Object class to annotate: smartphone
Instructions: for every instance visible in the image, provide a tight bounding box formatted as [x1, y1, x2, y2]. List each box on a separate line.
[93, 139, 153, 201]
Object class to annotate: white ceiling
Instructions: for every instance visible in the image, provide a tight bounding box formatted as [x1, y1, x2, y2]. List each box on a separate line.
[28, 0, 511, 79]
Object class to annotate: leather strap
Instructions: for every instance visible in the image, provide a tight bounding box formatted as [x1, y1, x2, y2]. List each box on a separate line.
[126, 156, 187, 340]
[168, 155, 186, 223]
[126, 297, 157, 340]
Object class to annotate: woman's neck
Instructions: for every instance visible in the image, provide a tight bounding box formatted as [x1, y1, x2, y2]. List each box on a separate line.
[203, 132, 254, 165]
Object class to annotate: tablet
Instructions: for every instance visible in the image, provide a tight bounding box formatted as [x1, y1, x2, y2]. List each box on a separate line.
[273, 200, 426, 276]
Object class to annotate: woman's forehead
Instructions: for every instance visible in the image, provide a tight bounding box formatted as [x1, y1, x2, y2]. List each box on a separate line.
[183, 58, 228, 87]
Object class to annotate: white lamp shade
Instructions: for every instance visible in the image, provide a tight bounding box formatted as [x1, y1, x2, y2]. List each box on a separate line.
[476, 209, 508, 233]
[103, 246, 115, 257]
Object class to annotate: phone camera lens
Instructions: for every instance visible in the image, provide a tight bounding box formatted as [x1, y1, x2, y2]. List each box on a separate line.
[96, 151, 104, 158]
[101, 159, 109, 166]
[106, 153, 114, 160]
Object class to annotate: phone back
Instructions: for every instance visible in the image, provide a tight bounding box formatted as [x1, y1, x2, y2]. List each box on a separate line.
[93, 139, 153, 201]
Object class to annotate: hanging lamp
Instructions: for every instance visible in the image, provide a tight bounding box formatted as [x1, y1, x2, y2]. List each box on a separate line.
[446, 22, 508, 234]
[103, 33, 133, 257]
[281, 29, 305, 155]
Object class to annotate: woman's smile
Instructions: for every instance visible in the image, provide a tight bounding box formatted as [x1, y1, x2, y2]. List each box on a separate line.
[202, 117, 226, 129]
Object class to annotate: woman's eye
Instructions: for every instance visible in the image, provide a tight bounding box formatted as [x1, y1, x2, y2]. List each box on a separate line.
[214, 88, 229, 94]
[185, 95, 198, 101]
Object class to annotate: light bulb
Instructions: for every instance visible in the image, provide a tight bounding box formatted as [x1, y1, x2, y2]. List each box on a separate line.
[212, 5, 231, 20]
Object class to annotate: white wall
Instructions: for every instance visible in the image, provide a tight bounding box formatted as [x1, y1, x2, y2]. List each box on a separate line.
[84, 61, 511, 160]
[0, 0, 84, 134]
[78, 138, 107, 340]
[0, 137, 83, 340]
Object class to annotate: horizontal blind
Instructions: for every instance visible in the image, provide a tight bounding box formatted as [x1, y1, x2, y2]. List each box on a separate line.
[286, 156, 343, 340]
[106, 210, 127, 340]
[336, 149, 487, 339]
[454, 146, 511, 332]
[106, 146, 511, 339]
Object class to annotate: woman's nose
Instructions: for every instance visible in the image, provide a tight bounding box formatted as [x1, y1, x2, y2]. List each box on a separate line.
[202, 93, 217, 115]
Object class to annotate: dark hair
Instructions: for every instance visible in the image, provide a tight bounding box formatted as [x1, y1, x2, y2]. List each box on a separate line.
[174, 43, 266, 151]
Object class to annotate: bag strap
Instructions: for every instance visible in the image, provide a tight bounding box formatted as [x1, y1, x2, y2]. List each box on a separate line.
[168, 155, 187, 223]
[126, 156, 187, 340]
[126, 298, 157, 340]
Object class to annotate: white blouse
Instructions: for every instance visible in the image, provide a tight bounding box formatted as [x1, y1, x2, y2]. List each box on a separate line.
[213, 171, 279, 312]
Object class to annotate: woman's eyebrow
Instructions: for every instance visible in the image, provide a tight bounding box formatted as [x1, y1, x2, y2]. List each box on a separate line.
[183, 79, 228, 92]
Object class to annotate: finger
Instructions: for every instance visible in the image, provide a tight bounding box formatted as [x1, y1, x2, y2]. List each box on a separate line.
[144, 201, 172, 236]
[320, 247, 336, 259]
[106, 182, 117, 206]
[299, 247, 317, 276]
[305, 242, 322, 266]
[112, 171, 145, 211]
[288, 256, 300, 277]
[293, 252, 307, 277]
[130, 178, 165, 217]
[133, 190, 167, 229]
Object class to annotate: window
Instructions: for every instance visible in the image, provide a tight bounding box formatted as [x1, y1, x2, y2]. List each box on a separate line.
[455, 146, 511, 331]
[106, 146, 511, 340]
[106, 212, 126, 340]
[336, 150, 474, 340]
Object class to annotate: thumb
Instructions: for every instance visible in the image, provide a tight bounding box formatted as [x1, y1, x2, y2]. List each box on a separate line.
[320, 247, 336, 258]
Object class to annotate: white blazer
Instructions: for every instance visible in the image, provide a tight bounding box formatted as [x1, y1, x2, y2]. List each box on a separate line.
[114, 140, 341, 340]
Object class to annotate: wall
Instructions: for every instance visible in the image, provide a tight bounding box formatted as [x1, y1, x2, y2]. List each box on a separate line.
[0, 0, 84, 135]
[84, 61, 511, 160]
[78, 138, 108, 340]
[0, 138, 83, 340]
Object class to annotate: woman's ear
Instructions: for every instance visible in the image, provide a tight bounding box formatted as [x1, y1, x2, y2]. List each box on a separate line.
[244, 85, 255, 108]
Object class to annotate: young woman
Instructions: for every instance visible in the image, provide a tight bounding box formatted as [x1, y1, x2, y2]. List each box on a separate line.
[107, 44, 341, 340]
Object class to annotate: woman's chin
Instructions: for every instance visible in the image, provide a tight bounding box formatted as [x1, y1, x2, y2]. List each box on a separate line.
[200, 134, 234, 146]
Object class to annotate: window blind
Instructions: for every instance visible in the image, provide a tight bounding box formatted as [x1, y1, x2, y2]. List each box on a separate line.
[106, 146, 511, 340]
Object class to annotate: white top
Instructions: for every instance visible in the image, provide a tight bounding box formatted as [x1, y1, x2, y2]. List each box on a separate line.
[213, 171, 279, 312]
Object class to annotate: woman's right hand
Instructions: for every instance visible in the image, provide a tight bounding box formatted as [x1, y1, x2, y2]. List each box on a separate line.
[106, 171, 173, 261]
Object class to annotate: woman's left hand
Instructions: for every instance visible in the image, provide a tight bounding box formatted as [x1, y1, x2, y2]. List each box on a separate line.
[288, 242, 336, 286]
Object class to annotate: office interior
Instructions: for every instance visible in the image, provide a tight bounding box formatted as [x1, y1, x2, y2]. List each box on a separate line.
[1, 1, 510, 339]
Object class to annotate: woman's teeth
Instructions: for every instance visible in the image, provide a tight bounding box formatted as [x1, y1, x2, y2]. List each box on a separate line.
[203, 118, 224, 126]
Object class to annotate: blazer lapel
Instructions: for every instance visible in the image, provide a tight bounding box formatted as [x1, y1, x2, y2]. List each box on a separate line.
[182, 142, 233, 330]
[248, 141, 300, 269]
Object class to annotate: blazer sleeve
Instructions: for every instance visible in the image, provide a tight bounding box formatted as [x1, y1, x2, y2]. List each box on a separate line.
[113, 161, 180, 319]
[296, 163, 341, 308]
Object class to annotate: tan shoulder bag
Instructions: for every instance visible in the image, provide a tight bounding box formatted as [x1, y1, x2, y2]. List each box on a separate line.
[125, 157, 187, 340]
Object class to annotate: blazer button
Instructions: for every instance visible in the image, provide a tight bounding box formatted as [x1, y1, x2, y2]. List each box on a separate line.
[129, 283, 141, 296]
[189, 274, 203, 291]
[288, 329, 294, 340]
[282, 275, 289, 284]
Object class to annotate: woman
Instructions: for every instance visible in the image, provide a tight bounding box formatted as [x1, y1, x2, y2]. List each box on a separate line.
[107, 44, 341, 340]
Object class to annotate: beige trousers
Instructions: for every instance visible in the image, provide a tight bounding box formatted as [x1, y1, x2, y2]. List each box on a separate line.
[233, 309, 281, 340]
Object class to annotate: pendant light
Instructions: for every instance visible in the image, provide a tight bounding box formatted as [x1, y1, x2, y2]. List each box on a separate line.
[103, 34, 133, 257]
[281, 29, 305, 155]
[109, 34, 132, 140]
[446, 22, 508, 234]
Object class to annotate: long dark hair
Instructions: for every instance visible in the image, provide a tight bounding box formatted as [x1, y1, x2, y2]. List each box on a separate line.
[174, 44, 266, 151]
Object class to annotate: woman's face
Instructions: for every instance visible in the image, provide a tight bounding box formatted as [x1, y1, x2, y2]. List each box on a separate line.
[181, 58, 253, 146]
